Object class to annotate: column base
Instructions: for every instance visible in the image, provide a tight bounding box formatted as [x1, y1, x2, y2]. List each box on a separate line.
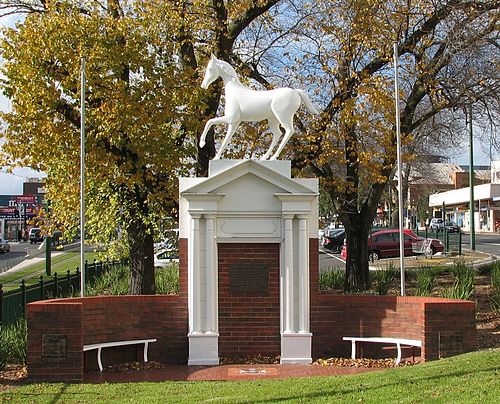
[280, 332, 312, 364]
[188, 332, 219, 365]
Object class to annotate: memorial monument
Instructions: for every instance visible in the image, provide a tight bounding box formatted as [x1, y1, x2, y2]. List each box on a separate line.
[180, 57, 319, 365]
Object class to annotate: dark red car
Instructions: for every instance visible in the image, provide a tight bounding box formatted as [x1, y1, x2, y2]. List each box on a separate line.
[340, 229, 444, 261]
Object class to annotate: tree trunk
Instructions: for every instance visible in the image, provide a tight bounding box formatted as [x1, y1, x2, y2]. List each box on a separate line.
[341, 214, 371, 291]
[127, 221, 155, 295]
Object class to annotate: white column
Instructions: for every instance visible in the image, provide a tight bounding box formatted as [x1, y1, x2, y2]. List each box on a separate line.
[190, 214, 202, 333]
[283, 214, 294, 333]
[297, 215, 309, 333]
[204, 214, 217, 333]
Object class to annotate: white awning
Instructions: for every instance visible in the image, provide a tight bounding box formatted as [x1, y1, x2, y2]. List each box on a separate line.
[429, 183, 500, 207]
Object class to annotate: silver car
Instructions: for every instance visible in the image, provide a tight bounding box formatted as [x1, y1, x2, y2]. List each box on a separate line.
[0, 237, 10, 253]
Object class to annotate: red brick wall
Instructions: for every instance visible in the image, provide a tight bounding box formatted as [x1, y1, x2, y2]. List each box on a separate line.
[28, 302, 83, 382]
[310, 295, 476, 362]
[422, 300, 476, 360]
[27, 295, 188, 382]
[217, 243, 280, 357]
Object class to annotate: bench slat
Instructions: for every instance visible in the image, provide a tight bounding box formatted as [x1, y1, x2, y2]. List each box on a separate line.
[83, 339, 157, 351]
[342, 337, 422, 365]
[83, 339, 157, 371]
[342, 337, 422, 347]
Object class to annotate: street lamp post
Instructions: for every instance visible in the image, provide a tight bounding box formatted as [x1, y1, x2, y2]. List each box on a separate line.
[468, 104, 475, 250]
[394, 42, 405, 296]
[80, 57, 86, 296]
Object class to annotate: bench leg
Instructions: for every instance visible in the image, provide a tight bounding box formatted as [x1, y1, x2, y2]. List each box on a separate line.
[396, 343, 401, 365]
[97, 347, 103, 372]
[143, 342, 150, 363]
[351, 341, 356, 360]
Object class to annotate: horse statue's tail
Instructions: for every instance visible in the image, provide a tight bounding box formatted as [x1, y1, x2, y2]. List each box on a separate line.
[295, 89, 320, 115]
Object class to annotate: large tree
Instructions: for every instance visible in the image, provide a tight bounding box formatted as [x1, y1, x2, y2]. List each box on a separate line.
[238, 0, 499, 290]
[0, 0, 279, 293]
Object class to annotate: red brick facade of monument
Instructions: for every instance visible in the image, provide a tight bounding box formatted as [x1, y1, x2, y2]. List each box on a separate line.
[217, 242, 281, 357]
[27, 236, 475, 383]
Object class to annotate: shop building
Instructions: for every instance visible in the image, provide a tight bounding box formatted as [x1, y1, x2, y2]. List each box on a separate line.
[429, 160, 500, 233]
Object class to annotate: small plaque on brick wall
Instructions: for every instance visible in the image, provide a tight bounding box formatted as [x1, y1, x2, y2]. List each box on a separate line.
[229, 264, 269, 295]
[439, 331, 463, 358]
[42, 334, 67, 360]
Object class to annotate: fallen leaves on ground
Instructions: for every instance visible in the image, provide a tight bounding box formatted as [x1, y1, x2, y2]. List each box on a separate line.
[104, 361, 165, 373]
[313, 357, 418, 368]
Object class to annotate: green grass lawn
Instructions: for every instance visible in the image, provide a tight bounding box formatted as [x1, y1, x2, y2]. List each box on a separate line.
[0, 251, 98, 290]
[2, 349, 499, 403]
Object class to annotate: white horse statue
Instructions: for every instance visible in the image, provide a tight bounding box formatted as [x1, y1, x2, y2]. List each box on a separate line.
[199, 55, 319, 160]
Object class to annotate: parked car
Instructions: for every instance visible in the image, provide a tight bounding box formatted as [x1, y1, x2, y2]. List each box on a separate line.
[429, 218, 444, 232]
[340, 229, 444, 261]
[0, 237, 10, 253]
[154, 249, 179, 268]
[444, 221, 461, 233]
[29, 227, 44, 244]
[321, 228, 346, 253]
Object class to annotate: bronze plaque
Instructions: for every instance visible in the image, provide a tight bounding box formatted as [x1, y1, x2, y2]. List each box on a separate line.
[42, 334, 67, 360]
[229, 264, 269, 295]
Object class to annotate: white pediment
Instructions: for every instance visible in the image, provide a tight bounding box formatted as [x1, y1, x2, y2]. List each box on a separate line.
[181, 160, 316, 196]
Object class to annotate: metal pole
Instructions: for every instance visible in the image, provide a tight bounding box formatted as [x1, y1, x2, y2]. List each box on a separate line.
[468, 104, 475, 250]
[18, 203, 22, 241]
[80, 57, 86, 297]
[394, 42, 405, 296]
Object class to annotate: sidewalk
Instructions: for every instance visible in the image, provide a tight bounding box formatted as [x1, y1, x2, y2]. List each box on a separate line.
[83, 363, 380, 383]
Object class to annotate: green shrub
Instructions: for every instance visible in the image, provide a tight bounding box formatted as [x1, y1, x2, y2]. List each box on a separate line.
[489, 292, 500, 315]
[371, 264, 398, 295]
[319, 268, 345, 292]
[156, 264, 180, 294]
[491, 260, 500, 291]
[85, 262, 181, 296]
[441, 260, 475, 300]
[0, 317, 27, 368]
[86, 264, 129, 296]
[414, 266, 437, 296]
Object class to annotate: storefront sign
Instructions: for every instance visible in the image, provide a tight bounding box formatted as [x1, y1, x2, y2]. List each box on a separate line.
[0, 206, 18, 218]
[16, 195, 36, 204]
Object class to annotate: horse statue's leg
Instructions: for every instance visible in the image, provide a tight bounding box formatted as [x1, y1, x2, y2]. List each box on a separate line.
[270, 113, 295, 160]
[214, 122, 240, 160]
[199, 116, 230, 148]
[260, 118, 283, 160]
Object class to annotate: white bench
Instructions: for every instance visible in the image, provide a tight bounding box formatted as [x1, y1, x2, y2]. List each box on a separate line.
[342, 337, 422, 365]
[83, 339, 157, 371]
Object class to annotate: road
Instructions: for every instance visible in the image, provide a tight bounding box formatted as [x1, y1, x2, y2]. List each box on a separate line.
[320, 232, 500, 272]
[1, 233, 498, 273]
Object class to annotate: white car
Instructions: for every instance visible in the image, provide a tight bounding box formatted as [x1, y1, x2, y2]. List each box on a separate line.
[0, 237, 10, 253]
[154, 249, 179, 268]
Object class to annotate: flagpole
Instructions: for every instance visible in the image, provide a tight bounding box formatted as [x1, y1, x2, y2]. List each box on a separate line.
[394, 42, 405, 296]
[80, 57, 86, 297]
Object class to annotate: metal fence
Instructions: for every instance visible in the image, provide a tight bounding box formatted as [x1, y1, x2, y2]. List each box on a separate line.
[0, 256, 26, 274]
[414, 228, 463, 255]
[0, 259, 123, 327]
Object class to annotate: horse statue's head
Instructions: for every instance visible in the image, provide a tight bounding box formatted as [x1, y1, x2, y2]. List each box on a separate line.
[201, 55, 238, 89]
